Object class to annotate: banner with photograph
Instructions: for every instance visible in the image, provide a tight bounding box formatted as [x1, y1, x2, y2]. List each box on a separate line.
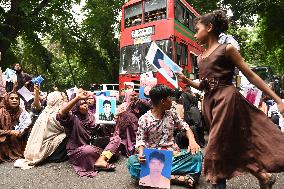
[66, 87, 78, 101]
[243, 85, 262, 107]
[139, 148, 173, 189]
[95, 96, 116, 124]
[95, 91, 111, 97]
[145, 42, 182, 88]
[139, 72, 157, 99]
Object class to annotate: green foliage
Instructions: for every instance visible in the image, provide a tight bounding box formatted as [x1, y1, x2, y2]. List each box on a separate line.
[186, 0, 219, 14]
[187, 0, 284, 75]
[0, 0, 124, 91]
[1, 0, 283, 92]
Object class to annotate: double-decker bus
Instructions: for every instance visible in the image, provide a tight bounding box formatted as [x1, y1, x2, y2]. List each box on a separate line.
[119, 0, 203, 92]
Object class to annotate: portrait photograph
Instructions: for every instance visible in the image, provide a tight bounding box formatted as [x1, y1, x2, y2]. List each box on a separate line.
[139, 72, 157, 99]
[139, 148, 173, 189]
[244, 85, 262, 107]
[146, 42, 182, 88]
[95, 96, 116, 124]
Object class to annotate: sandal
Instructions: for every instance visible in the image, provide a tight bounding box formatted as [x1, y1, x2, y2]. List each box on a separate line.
[171, 175, 195, 188]
[259, 174, 276, 189]
[94, 163, 116, 172]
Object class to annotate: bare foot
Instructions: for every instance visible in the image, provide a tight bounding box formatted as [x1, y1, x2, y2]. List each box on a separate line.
[94, 156, 108, 168]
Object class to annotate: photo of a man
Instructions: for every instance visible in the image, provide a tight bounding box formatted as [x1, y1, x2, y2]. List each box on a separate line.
[139, 150, 172, 189]
[153, 49, 176, 80]
[146, 42, 182, 88]
[98, 99, 115, 122]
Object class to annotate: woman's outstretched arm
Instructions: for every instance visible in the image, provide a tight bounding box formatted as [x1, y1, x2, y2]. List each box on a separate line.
[178, 73, 201, 90]
[226, 44, 284, 116]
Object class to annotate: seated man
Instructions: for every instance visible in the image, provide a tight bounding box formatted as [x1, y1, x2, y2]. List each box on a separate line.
[127, 84, 202, 188]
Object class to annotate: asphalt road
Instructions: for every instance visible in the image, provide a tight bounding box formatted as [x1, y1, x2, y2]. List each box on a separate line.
[0, 157, 283, 189]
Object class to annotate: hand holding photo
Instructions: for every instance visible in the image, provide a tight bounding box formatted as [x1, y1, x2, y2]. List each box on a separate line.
[139, 148, 173, 189]
[31, 75, 44, 85]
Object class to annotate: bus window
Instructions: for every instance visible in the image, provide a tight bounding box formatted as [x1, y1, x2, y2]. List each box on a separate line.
[188, 13, 195, 31]
[145, 0, 167, 23]
[181, 44, 188, 66]
[120, 44, 142, 74]
[156, 40, 172, 58]
[175, 2, 196, 32]
[190, 53, 198, 78]
[176, 43, 181, 66]
[120, 40, 172, 74]
[175, 3, 184, 24]
[125, 3, 142, 28]
[176, 42, 187, 66]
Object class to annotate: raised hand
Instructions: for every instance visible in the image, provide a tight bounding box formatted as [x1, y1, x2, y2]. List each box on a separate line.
[177, 72, 188, 83]
[77, 91, 90, 100]
[34, 84, 40, 93]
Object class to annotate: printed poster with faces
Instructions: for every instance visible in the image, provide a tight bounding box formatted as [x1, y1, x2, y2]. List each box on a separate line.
[139, 72, 157, 99]
[139, 148, 173, 189]
[95, 96, 116, 124]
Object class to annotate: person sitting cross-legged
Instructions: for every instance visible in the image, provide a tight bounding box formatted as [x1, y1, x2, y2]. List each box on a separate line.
[126, 84, 203, 188]
[56, 90, 121, 177]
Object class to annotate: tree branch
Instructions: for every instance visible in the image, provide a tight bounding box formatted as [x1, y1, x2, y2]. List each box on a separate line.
[32, 0, 50, 16]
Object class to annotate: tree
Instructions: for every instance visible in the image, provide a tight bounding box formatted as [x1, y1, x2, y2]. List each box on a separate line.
[0, 0, 124, 90]
[0, 0, 81, 68]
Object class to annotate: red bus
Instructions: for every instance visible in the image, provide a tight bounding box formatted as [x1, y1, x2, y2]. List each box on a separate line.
[119, 0, 203, 92]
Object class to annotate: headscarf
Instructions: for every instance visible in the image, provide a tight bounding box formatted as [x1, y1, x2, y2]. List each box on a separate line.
[72, 98, 96, 128]
[0, 92, 22, 130]
[124, 91, 137, 107]
[20, 91, 65, 167]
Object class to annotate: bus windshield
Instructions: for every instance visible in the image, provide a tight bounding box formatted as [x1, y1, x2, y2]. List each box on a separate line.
[120, 40, 172, 74]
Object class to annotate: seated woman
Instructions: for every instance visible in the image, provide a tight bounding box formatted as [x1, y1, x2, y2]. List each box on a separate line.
[126, 85, 202, 188]
[0, 92, 32, 163]
[14, 91, 67, 169]
[116, 91, 151, 156]
[56, 90, 121, 177]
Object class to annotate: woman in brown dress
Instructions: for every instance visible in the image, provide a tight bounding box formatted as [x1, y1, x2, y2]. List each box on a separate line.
[178, 10, 284, 189]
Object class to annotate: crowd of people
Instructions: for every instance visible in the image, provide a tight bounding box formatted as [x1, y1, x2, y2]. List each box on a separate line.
[0, 63, 205, 188]
[1, 9, 284, 189]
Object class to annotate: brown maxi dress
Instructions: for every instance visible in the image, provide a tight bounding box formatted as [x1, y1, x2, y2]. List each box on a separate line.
[198, 44, 284, 183]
